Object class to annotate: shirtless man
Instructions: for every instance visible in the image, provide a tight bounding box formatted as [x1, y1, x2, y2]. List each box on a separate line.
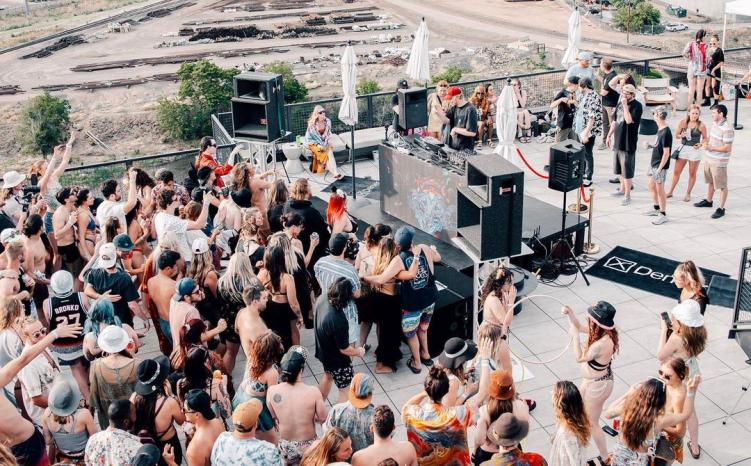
[267, 348, 327, 466]
[52, 187, 84, 288]
[0, 319, 80, 466]
[352, 405, 418, 466]
[146, 250, 180, 355]
[184, 389, 225, 466]
[0, 242, 35, 313]
[235, 278, 270, 361]
[22, 214, 51, 325]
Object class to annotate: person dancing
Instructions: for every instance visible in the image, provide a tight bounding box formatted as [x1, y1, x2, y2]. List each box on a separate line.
[478, 266, 516, 373]
[562, 301, 618, 460]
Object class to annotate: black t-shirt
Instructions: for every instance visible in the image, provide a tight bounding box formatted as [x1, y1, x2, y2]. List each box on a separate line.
[601, 70, 620, 107]
[314, 295, 351, 369]
[446, 102, 478, 151]
[554, 89, 576, 129]
[85, 268, 140, 325]
[708, 48, 724, 78]
[651, 127, 673, 169]
[613, 100, 643, 153]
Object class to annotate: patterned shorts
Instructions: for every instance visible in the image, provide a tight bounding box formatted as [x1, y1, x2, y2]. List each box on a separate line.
[647, 167, 667, 184]
[324, 364, 354, 389]
[401, 304, 435, 338]
[278, 437, 315, 466]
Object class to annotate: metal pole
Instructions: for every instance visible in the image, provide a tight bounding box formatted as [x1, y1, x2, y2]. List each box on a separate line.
[472, 261, 479, 340]
[626, 1, 632, 44]
[734, 85, 744, 131]
[351, 125, 356, 198]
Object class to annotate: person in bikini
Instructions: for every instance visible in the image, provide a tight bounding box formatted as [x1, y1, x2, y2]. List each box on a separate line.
[478, 265, 517, 374]
[561, 301, 618, 460]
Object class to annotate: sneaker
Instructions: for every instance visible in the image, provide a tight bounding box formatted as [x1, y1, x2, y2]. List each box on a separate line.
[582, 178, 592, 187]
[652, 215, 668, 225]
[621, 197, 631, 206]
[694, 199, 713, 208]
[711, 208, 726, 219]
[609, 177, 620, 184]
[609, 190, 625, 197]
[644, 209, 659, 216]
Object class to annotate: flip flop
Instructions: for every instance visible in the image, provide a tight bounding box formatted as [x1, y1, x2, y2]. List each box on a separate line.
[420, 357, 434, 367]
[688, 441, 701, 459]
[407, 357, 422, 374]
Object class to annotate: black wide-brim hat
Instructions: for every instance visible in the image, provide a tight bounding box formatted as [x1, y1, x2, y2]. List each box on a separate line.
[587, 301, 616, 330]
[438, 337, 478, 370]
[135, 358, 169, 396]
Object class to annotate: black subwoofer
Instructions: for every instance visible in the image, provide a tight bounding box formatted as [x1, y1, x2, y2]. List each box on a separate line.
[397, 87, 428, 130]
[548, 140, 585, 193]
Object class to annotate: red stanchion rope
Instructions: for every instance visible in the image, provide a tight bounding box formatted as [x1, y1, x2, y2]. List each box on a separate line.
[580, 186, 590, 203]
[515, 148, 548, 180]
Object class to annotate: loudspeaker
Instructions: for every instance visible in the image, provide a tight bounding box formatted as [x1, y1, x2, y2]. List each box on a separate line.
[548, 139, 584, 192]
[427, 265, 473, 357]
[231, 72, 285, 142]
[456, 155, 524, 261]
[398, 87, 428, 130]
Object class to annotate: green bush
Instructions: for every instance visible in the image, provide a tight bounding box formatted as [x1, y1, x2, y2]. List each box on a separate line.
[357, 78, 381, 95]
[156, 60, 239, 141]
[261, 62, 308, 103]
[614, 0, 661, 32]
[18, 92, 70, 156]
[432, 65, 466, 84]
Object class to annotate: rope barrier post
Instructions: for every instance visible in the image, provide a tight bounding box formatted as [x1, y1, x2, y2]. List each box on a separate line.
[567, 185, 588, 214]
[734, 84, 744, 131]
[583, 186, 600, 255]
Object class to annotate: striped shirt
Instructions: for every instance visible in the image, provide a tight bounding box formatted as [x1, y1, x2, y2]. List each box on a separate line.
[314, 256, 361, 344]
[705, 118, 734, 166]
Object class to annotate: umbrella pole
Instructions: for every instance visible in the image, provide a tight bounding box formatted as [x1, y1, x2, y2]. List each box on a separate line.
[351, 125, 356, 199]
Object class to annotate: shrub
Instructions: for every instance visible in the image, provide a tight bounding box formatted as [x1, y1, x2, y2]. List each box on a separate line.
[261, 62, 308, 103]
[18, 92, 70, 155]
[156, 60, 239, 141]
[431, 65, 465, 84]
[356, 78, 381, 95]
[614, 0, 661, 32]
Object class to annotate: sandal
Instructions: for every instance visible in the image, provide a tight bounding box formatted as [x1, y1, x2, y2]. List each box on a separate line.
[683, 194, 691, 202]
[420, 357, 434, 367]
[488, 142, 495, 148]
[666, 193, 673, 199]
[688, 441, 700, 459]
[333, 174, 344, 180]
[406, 357, 422, 374]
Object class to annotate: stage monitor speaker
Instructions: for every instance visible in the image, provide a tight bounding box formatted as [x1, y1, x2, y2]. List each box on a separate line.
[231, 72, 285, 142]
[456, 155, 524, 260]
[548, 139, 584, 192]
[398, 87, 428, 130]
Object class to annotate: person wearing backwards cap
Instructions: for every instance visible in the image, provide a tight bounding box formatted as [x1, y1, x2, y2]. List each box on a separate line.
[439, 86, 478, 151]
[268, 346, 327, 466]
[657, 298, 707, 459]
[324, 372, 376, 453]
[183, 389, 225, 466]
[167, 277, 202, 349]
[565, 51, 595, 84]
[84, 242, 145, 328]
[43, 270, 91, 401]
[479, 413, 545, 466]
[211, 399, 283, 466]
[561, 301, 618, 459]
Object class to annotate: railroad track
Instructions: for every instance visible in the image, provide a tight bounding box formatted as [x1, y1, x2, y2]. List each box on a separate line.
[0, 0, 193, 55]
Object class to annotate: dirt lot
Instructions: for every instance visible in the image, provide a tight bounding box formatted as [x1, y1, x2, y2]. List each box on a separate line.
[0, 0, 747, 172]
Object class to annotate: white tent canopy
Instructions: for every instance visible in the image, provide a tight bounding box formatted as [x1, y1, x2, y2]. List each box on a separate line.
[723, 0, 751, 50]
[561, 7, 581, 68]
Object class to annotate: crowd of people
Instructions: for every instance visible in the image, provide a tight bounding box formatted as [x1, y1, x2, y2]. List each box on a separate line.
[0, 27, 730, 466]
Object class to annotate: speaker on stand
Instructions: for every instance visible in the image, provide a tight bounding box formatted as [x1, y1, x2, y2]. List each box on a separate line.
[231, 72, 285, 142]
[397, 87, 428, 131]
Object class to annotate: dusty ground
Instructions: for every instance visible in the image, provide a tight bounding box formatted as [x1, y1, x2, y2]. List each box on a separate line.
[0, 0, 748, 171]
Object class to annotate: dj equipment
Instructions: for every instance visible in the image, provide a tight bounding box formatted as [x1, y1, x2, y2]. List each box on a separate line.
[231, 72, 285, 142]
[456, 155, 524, 260]
[548, 140, 584, 193]
[397, 87, 428, 130]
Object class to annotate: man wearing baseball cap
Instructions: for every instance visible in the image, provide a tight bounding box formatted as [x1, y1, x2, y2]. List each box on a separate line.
[439, 86, 478, 151]
[324, 373, 376, 453]
[184, 389, 225, 466]
[211, 399, 282, 466]
[84, 242, 144, 327]
[606, 82, 643, 206]
[167, 277, 202, 347]
[565, 51, 595, 84]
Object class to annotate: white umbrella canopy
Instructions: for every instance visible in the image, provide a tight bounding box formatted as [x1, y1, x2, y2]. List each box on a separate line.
[561, 7, 581, 67]
[406, 18, 431, 83]
[495, 81, 520, 166]
[338, 44, 358, 126]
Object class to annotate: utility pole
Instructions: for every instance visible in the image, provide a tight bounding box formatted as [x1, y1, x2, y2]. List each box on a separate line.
[626, 0, 633, 44]
[24, 0, 30, 18]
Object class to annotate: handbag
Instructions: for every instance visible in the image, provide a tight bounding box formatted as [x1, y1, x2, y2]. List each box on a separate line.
[670, 144, 683, 160]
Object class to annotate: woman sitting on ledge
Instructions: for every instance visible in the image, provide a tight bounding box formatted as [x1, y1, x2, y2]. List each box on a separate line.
[305, 105, 343, 180]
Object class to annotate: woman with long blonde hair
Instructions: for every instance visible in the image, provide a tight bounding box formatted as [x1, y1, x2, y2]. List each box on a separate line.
[216, 252, 256, 372]
[305, 105, 342, 179]
[300, 427, 353, 466]
[657, 299, 707, 459]
[187, 239, 222, 348]
[673, 260, 708, 314]
[606, 376, 701, 465]
[367, 236, 403, 373]
[562, 301, 618, 459]
[666, 105, 707, 202]
[549, 381, 591, 466]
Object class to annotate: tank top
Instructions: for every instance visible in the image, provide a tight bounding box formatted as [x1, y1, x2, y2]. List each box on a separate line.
[398, 250, 439, 311]
[682, 126, 701, 146]
[48, 292, 87, 346]
[52, 413, 89, 457]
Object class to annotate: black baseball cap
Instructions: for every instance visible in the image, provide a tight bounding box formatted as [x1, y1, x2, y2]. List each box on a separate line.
[185, 389, 215, 420]
[328, 233, 349, 256]
[131, 444, 161, 466]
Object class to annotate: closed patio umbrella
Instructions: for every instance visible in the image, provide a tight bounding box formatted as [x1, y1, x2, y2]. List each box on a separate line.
[495, 79, 520, 166]
[561, 7, 581, 67]
[337, 43, 359, 199]
[406, 17, 430, 84]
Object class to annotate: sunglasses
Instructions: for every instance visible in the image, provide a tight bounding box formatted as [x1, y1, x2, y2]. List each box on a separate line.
[30, 327, 47, 339]
[319, 111, 326, 114]
[476, 93, 485, 96]
[657, 369, 672, 381]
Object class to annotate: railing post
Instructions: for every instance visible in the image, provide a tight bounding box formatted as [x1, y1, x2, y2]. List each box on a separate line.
[284, 104, 292, 139]
[643, 60, 650, 75]
[366, 95, 374, 128]
[125, 160, 133, 169]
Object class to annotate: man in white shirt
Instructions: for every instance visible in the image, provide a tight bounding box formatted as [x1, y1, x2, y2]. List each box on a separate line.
[18, 317, 59, 426]
[153, 188, 214, 261]
[96, 170, 138, 230]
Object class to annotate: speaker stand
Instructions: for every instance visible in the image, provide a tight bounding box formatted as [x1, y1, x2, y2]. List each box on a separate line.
[723, 380, 751, 425]
[554, 189, 590, 286]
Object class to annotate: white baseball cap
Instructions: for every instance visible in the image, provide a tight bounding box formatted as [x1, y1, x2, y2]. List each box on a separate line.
[99, 243, 117, 269]
[0, 228, 22, 244]
[192, 237, 210, 255]
[97, 325, 131, 354]
[50, 270, 74, 297]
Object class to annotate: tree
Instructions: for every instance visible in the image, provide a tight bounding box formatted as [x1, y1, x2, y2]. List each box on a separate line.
[614, 0, 661, 33]
[431, 65, 465, 84]
[156, 60, 239, 140]
[18, 92, 70, 156]
[356, 78, 381, 95]
[261, 62, 308, 103]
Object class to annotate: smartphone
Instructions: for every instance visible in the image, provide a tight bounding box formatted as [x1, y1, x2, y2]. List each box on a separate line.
[602, 425, 618, 437]
[660, 311, 672, 327]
